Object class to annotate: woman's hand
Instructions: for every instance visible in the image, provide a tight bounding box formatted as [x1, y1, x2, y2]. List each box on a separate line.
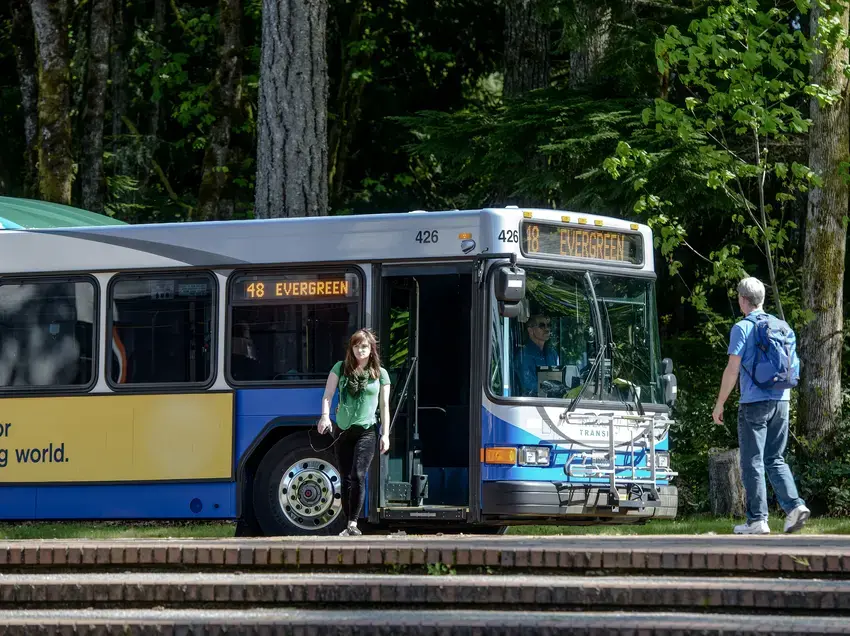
[317, 415, 332, 435]
[380, 434, 390, 454]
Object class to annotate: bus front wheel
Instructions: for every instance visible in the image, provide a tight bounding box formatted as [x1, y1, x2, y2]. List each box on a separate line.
[252, 432, 347, 536]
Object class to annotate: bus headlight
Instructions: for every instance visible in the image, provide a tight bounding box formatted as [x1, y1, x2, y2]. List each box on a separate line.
[655, 453, 670, 469]
[518, 446, 551, 466]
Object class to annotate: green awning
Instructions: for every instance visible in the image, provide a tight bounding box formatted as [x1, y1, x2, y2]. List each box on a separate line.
[0, 197, 128, 229]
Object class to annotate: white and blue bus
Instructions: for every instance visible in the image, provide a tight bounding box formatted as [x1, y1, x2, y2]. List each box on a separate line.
[0, 206, 677, 534]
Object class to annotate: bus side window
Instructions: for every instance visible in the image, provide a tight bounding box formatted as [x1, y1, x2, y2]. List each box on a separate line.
[0, 278, 96, 389]
[108, 274, 215, 387]
[227, 270, 362, 384]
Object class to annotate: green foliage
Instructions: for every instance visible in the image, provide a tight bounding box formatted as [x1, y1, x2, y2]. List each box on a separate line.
[663, 337, 736, 512]
[602, 0, 841, 334]
[400, 93, 658, 210]
[665, 329, 850, 517]
[791, 397, 850, 516]
[426, 562, 456, 576]
[388, 306, 410, 370]
[2, 0, 850, 517]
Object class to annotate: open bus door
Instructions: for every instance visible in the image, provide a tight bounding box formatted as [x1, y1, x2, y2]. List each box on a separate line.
[369, 264, 472, 527]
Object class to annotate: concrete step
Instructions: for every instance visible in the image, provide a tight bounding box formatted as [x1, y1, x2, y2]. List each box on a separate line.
[0, 572, 848, 613]
[0, 609, 847, 635]
[1, 535, 847, 577]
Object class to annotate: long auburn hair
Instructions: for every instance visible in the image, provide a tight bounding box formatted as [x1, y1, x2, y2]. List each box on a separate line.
[343, 329, 382, 380]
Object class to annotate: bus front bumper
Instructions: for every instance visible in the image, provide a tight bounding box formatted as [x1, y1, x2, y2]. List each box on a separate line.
[482, 481, 678, 521]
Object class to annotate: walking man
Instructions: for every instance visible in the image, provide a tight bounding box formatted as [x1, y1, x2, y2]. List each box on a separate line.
[712, 277, 810, 534]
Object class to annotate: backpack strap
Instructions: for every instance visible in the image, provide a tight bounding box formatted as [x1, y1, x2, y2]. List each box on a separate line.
[739, 314, 762, 383]
[739, 313, 778, 388]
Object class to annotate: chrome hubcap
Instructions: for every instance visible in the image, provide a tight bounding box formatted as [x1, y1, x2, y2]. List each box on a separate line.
[278, 458, 342, 530]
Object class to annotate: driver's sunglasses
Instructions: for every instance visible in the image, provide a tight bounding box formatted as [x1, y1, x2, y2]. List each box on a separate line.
[534, 322, 551, 329]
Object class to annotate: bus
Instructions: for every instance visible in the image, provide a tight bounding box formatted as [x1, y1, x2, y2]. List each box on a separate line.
[0, 206, 678, 534]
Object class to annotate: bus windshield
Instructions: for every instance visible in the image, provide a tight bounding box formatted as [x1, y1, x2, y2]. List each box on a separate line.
[488, 267, 662, 406]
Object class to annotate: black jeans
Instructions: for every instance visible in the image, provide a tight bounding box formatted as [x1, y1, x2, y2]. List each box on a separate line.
[334, 425, 376, 523]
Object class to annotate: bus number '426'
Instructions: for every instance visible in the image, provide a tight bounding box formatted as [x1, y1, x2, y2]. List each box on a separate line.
[499, 230, 518, 243]
[415, 230, 439, 243]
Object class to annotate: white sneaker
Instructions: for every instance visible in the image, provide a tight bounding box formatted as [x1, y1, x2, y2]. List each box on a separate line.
[733, 519, 770, 534]
[784, 505, 810, 534]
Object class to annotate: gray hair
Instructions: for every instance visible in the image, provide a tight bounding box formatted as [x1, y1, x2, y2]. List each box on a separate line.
[737, 277, 765, 307]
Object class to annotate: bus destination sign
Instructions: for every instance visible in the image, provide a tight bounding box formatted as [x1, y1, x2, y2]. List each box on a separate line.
[522, 221, 643, 265]
[233, 273, 359, 302]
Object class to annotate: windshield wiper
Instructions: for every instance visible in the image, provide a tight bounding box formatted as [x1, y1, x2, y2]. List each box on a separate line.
[567, 273, 645, 416]
[567, 344, 605, 413]
[567, 272, 605, 413]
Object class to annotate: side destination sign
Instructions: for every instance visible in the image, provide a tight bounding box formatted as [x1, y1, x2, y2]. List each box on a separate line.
[232, 272, 360, 303]
[522, 221, 643, 265]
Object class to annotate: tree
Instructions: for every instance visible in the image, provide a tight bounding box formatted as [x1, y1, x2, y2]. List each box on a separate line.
[254, 0, 329, 218]
[198, 0, 243, 221]
[80, 0, 112, 212]
[504, 0, 549, 98]
[110, 0, 127, 156]
[568, 0, 611, 89]
[799, 0, 850, 438]
[27, 0, 73, 204]
[10, 0, 39, 197]
[328, 0, 371, 208]
[603, 1, 839, 345]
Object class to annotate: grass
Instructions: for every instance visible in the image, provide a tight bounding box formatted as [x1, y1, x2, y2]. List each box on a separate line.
[0, 521, 237, 540]
[507, 515, 850, 536]
[0, 515, 847, 540]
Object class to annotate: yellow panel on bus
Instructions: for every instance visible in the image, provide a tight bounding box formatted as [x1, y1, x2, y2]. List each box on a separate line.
[0, 393, 232, 483]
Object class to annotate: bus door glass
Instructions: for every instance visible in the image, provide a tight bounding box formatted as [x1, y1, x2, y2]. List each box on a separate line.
[376, 266, 473, 521]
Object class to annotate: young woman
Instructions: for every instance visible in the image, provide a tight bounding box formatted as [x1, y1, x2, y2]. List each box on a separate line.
[317, 329, 391, 536]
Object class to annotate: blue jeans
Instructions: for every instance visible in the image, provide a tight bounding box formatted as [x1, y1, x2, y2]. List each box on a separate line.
[738, 400, 804, 522]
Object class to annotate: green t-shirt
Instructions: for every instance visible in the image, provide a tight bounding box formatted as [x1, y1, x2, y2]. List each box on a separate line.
[331, 361, 391, 430]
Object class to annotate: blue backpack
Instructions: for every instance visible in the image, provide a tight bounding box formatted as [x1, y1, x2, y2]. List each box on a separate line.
[743, 313, 800, 390]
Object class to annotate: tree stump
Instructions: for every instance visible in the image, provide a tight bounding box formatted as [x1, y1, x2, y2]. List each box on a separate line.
[708, 448, 746, 517]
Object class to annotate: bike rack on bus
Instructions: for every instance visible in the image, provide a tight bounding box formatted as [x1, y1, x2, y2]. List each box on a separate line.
[561, 412, 678, 513]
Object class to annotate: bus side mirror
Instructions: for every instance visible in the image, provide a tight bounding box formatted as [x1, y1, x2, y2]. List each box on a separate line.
[660, 358, 677, 406]
[499, 301, 522, 318]
[494, 265, 525, 318]
[494, 265, 525, 302]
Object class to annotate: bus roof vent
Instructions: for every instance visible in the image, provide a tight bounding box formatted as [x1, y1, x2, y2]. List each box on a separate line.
[505, 205, 519, 209]
[409, 209, 428, 214]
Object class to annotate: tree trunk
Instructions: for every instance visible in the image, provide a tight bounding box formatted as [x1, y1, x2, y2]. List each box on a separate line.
[255, 0, 329, 218]
[708, 448, 746, 518]
[149, 0, 166, 140]
[328, 0, 369, 208]
[569, 0, 611, 89]
[197, 0, 243, 221]
[70, 0, 89, 140]
[111, 0, 128, 163]
[799, 2, 849, 438]
[80, 0, 112, 212]
[10, 0, 39, 197]
[503, 0, 549, 99]
[28, 0, 73, 205]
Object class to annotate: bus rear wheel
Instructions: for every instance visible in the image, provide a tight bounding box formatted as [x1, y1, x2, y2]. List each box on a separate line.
[252, 432, 347, 536]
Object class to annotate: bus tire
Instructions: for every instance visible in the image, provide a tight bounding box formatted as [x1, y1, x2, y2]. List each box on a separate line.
[252, 431, 347, 536]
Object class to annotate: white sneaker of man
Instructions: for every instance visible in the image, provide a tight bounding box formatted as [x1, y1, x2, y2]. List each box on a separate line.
[733, 519, 770, 535]
[783, 504, 810, 534]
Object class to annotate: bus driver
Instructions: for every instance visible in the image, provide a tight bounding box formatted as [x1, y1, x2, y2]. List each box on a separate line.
[518, 313, 559, 396]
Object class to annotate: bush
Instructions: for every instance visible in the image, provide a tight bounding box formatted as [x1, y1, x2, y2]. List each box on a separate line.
[790, 406, 850, 517]
[664, 337, 737, 514]
[666, 336, 850, 517]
